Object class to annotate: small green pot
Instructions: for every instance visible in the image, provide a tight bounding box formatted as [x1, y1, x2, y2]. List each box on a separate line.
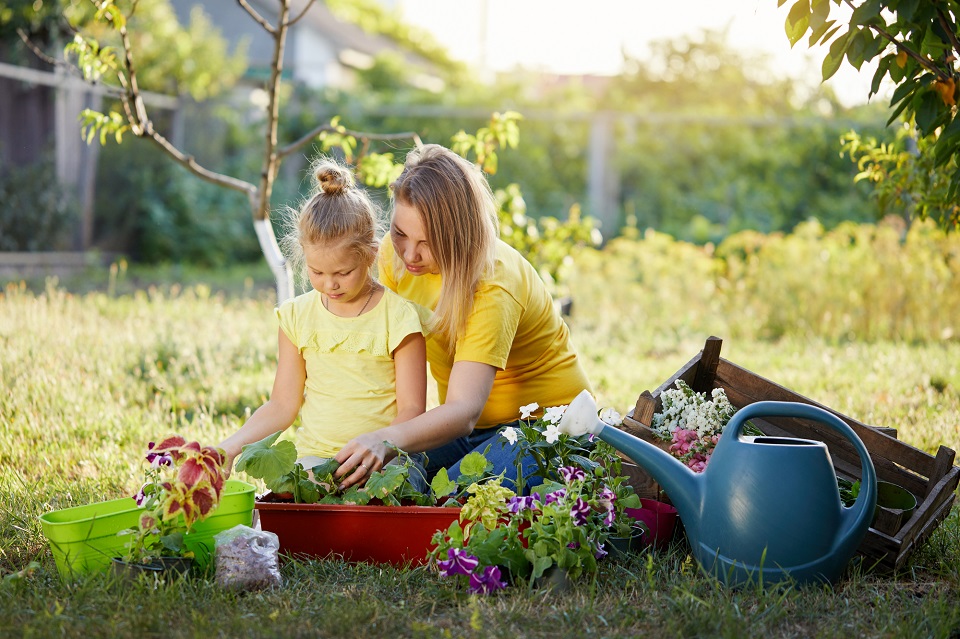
[872, 481, 917, 536]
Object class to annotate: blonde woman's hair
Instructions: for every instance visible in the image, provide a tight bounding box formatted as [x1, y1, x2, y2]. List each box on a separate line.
[281, 157, 382, 290]
[390, 144, 499, 350]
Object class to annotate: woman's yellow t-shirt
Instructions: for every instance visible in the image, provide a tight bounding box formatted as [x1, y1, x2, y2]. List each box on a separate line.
[276, 287, 424, 458]
[378, 238, 592, 428]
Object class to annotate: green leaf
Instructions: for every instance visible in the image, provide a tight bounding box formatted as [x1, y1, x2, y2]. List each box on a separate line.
[915, 90, 943, 136]
[822, 30, 851, 81]
[459, 451, 491, 478]
[897, 0, 920, 21]
[846, 28, 867, 70]
[430, 467, 458, 497]
[310, 458, 341, 478]
[364, 464, 406, 499]
[850, 0, 881, 26]
[785, 0, 812, 46]
[234, 431, 297, 481]
[933, 114, 960, 166]
[809, 0, 830, 32]
[889, 77, 920, 108]
[871, 55, 892, 95]
[808, 19, 837, 46]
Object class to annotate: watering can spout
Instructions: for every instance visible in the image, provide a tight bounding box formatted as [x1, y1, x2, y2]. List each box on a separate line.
[559, 390, 703, 523]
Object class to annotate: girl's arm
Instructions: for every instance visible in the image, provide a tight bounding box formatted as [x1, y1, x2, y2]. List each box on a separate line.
[335, 359, 496, 487]
[218, 328, 305, 470]
[390, 332, 427, 426]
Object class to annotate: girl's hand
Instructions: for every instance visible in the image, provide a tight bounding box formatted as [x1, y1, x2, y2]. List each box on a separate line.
[333, 433, 394, 489]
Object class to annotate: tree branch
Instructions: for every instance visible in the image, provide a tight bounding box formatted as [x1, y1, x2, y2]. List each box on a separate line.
[936, 7, 960, 60]
[16, 28, 62, 67]
[840, 0, 952, 81]
[143, 125, 258, 196]
[89, 1, 257, 197]
[285, 0, 316, 28]
[238, 0, 276, 35]
[277, 124, 423, 159]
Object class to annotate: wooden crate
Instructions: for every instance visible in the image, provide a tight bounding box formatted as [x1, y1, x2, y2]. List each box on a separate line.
[620, 336, 959, 572]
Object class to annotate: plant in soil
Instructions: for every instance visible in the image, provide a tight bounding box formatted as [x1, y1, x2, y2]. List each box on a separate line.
[119, 436, 228, 565]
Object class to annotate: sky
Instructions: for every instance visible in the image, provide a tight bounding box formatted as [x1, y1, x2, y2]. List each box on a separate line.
[396, 0, 884, 107]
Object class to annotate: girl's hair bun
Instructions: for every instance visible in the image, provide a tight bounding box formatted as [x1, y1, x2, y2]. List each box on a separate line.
[315, 161, 354, 195]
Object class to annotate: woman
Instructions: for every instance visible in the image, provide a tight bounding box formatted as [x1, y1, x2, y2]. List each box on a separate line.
[334, 144, 591, 492]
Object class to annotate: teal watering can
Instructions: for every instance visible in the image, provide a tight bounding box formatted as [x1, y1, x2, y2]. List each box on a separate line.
[559, 391, 877, 587]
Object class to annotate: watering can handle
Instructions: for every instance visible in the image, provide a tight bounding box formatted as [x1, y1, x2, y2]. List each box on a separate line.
[723, 401, 878, 540]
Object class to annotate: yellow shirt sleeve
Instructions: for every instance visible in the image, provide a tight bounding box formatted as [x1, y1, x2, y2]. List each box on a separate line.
[454, 284, 521, 369]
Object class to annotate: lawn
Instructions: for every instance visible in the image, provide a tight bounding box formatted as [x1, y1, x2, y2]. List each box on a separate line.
[2, 225, 959, 638]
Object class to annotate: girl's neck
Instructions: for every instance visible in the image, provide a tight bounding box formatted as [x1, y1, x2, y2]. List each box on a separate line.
[323, 281, 381, 318]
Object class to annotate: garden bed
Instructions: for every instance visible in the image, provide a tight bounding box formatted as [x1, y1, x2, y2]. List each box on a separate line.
[620, 336, 960, 572]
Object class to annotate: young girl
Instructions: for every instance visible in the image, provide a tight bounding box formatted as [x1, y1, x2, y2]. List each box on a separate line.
[332, 144, 592, 492]
[219, 158, 427, 487]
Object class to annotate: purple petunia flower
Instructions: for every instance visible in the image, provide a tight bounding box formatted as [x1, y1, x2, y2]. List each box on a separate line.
[560, 466, 586, 484]
[134, 483, 149, 506]
[146, 451, 173, 467]
[437, 548, 480, 578]
[570, 497, 590, 526]
[545, 489, 566, 505]
[468, 565, 507, 594]
[507, 493, 541, 513]
[603, 509, 616, 527]
[595, 543, 608, 560]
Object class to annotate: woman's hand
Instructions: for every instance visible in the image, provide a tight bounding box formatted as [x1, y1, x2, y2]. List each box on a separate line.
[333, 432, 395, 490]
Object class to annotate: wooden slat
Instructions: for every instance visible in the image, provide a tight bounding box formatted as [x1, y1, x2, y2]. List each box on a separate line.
[631, 391, 656, 429]
[692, 336, 722, 393]
[715, 360, 936, 477]
[926, 447, 957, 497]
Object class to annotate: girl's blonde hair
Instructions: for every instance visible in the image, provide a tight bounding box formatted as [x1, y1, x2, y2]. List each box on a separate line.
[281, 157, 381, 289]
[390, 144, 498, 350]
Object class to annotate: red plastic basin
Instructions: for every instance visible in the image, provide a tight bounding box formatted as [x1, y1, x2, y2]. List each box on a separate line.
[255, 502, 461, 566]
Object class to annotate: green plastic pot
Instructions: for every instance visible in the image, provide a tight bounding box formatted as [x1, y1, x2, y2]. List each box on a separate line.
[39, 479, 256, 580]
[872, 481, 917, 536]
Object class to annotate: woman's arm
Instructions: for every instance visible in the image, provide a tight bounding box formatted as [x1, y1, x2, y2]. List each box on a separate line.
[218, 328, 305, 469]
[334, 360, 496, 487]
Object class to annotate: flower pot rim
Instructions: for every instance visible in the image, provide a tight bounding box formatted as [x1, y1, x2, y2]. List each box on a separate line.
[254, 501, 461, 515]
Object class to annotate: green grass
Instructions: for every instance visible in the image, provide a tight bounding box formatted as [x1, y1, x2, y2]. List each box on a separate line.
[2, 226, 959, 638]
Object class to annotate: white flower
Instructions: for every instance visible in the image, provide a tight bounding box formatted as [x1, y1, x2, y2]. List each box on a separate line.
[599, 407, 623, 426]
[543, 405, 567, 425]
[519, 402, 539, 420]
[543, 424, 561, 444]
[501, 426, 519, 445]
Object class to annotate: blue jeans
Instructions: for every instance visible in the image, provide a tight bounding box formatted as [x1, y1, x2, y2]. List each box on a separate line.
[423, 421, 544, 495]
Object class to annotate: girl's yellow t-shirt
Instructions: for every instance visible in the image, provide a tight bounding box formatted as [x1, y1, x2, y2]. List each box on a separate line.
[378, 238, 592, 428]
[276, 287, 424, 458]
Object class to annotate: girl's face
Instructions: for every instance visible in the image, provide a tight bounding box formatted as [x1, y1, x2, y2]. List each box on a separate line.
[391, 201, 439, 276]
[303, 241, 372, 311]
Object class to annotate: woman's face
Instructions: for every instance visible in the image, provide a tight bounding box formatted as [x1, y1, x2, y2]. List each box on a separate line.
[391, 201, 439, 276]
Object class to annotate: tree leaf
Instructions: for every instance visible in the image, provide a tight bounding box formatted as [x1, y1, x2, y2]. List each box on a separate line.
[871, 55, 892, 95]
[915, 91, 944, 135]
[850, 0, 882, 26]
[933, 114, 960, 166]
[822, 31, 852, 81]
[897, 0, 920, 21]
[785, 0, 812, 46]
[846, 28, 867, 70]
[808, 19, 837, 46]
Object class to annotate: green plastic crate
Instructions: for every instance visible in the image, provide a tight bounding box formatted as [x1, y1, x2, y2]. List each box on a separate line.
[39, 479, 255, 579]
